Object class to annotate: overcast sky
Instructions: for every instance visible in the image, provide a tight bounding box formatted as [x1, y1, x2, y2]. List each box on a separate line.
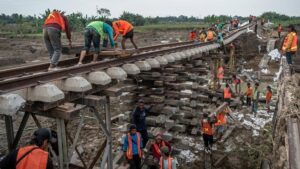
[0, 0, 299, 18]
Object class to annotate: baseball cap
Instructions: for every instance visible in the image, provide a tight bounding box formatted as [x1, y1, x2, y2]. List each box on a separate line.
[161, 146, 169, 154]
[33, 128, 56, 143]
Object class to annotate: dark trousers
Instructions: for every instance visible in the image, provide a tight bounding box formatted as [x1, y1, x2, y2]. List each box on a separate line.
[84, 27, 100, 53]
[138, 129, 148, 148]
[246, 97, 252, 106]
[224, 98, 231, 106]
[286, 52, 295, 65]
[203, 134, 213, 149]
[278, 32, 281, 38]
[129, 154, 141, 169]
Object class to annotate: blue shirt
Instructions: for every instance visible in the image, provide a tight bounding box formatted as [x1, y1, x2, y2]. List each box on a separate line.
[123, 133, 143, 155]
[103, 23, 115, 47]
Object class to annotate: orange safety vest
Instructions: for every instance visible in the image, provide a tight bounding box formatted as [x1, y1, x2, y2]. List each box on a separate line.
[282, 32, 298, 52]
[113, 20, 133, 39]
[160, 157, 173, 169]
[266, 91, 272, 102]
[44, 11, 66, 31]
[153, 141, 166, 156]
[246, 87, 253, 97]
[202, 119, 214, 135]
[189, 32, 197, 41]
[224, 87, 232, 99]
[16, 145, 48, 169]
[126, 132, 142, 160]
[217, 66, 224, 79]
[215, 112, 227, 126]
[207, 31, 214, 41]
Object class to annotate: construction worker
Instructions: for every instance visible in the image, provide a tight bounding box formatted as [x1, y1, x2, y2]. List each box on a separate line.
[160, 146, 177, 169]
[214, 109, 228, 142]
[232, 75, 241, 94]
[201, 113, 214, 154]
[43, 10, 72, 71]
[111, 20, 138, 49]
[277, 24, 282, 38]
[245, 82, 253, 106]
[217, 65, 224, 85]
[188, 29, 197, 41]
[151, 134, 172, 160]
[123, 124, 143, 169]
[206, 28, 216, 42]
[217, 32, 226, 54]
[265, 86, 272, 113]
[0, 128, 54, 169]
[281, 24, 298, 65]
[199, 28, 207, 42]
[223, 83, 233, 105]
[77, 21, 116, 65]
[132, 100, 153, 147]
[252, 83, 260, 117]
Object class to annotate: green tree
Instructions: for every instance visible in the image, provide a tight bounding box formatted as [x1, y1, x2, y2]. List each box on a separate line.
[96, 7, 111, 20]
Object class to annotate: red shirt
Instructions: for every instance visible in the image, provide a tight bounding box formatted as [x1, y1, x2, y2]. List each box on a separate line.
[151, 141, 171, 159]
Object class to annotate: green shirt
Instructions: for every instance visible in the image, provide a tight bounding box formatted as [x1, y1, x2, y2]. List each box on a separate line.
[86, 21, 115, 47]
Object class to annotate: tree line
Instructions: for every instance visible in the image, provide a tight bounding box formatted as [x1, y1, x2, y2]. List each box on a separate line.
[0, 8, 299, 35]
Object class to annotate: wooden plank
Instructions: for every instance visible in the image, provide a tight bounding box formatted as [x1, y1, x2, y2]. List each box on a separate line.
[34, 103, 86, 120]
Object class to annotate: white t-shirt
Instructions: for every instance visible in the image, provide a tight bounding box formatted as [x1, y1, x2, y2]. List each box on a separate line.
[162, 158, 177, 169]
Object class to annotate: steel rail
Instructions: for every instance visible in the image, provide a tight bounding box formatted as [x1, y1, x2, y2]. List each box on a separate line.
[0, 23, 253, 93]
[0, 41, 194, 79]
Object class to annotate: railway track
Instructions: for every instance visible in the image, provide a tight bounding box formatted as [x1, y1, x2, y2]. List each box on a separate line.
[0, 41, 194, 80]
[0, 23, 254, 93]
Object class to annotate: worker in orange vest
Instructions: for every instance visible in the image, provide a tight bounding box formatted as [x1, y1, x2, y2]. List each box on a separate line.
[201, 113, 214, 154]
[281, 24, 298, 65]
[265, 86, 272, 113]
[277, 24, 282, 38]
[123, 124, 143, 169]
[188, 29, 197, 41]
[0, 128, 55, 169]
[206, 28, 216, 41]
[245, 82, 253, 106]
[151, 134, 171, 160]
[159, 146, 177, 169]
[110, 20, 138, 50]
[223, 83, 233, 105]
[217, 65, 224, 85]
[214, 109, 228, 142]
[43, 10, 72, 71]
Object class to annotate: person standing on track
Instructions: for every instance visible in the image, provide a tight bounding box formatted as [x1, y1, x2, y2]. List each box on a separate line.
[201, 113, 214, 154]
[110, 20, 138, 50]
[0, 128, 54, 169]
[281, 24, 298, 65]
[188, 29, 197, 41]
[77, 21, 115, 65]
[206, 28, 216, 42]
[43, 10, 72, 71]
